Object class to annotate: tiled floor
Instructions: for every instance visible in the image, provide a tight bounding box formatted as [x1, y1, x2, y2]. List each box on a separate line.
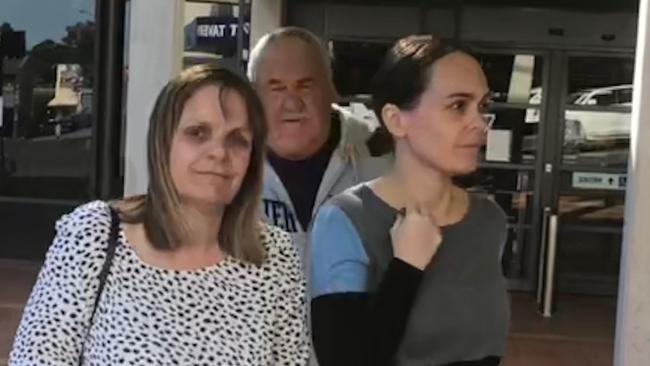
[505, 292, 615, 366]
[0, 259, 615, 366]
[503, 338, 613, 366]
[0, 260, 40, 366]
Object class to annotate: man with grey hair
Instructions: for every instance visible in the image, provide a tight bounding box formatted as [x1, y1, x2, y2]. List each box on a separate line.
[248, 27, 390, 268]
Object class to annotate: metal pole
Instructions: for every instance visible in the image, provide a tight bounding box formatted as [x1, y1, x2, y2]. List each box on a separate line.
[536, 206, 551, 304]
[542, 214, 558, 318]
[92, 0, 125, 199]
[0, 52, 5, 190]
[236, 0, 246, 73]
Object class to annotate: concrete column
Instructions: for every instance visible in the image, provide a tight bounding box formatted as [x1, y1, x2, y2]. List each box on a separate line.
[250, 0, 284, 47]
[614, 0, 650, 364]
[123, 0, 183, 196]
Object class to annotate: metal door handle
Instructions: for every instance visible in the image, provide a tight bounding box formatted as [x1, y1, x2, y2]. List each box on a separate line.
[542, 214, 559, 318]
[537, 207, 552, 304]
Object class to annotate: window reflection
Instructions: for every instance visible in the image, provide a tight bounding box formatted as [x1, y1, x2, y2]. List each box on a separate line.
[472, 53, 544, 164]
[563, 57, 634, 167]
[459, 168, 536, 281]
[0, 1, 96, 200]
[332, 41, 391, 97]
[557, 229, 621, 294]
[559, 193, 625, 227]
[482, 108, 539, 163]
[475, 53, 543, 104]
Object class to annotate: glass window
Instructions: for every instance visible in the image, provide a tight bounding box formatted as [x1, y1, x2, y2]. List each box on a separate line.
[558, 169, 626, 228]
[473, 53, 544, 163]
[615, 87, 633, 105]
[475, 53, 543, 104]
[481, 107, 540, 163]
[331, 40, 391, 97]
[563, 57, 634, 168]
[458, 168, 536, 281]
[557, 228, 621, 294]
[587, 90, 616, 106]
[1, 0, 96, 200]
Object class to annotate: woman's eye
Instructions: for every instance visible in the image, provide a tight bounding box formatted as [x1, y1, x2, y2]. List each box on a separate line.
[450, 101, 467, 112]
[227, 133, 251, 149]
[185, 126, 209, 140]
[479, 99, 494, 112]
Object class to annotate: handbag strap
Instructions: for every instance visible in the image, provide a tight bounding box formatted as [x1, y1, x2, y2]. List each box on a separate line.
[90, 207, 120, 319]
[78, 206, 120, 365]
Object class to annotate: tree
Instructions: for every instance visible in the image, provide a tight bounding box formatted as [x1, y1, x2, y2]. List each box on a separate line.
[0, 22, 14, 33]
[62, 21, 95, 50]
[28, 40, 81, 85]
[61, 21, 96, 86]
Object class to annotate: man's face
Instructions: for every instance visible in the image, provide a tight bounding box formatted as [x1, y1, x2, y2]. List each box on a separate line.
[255, 38, 335, 160]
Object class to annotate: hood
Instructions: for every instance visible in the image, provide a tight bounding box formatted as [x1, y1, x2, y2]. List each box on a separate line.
[331, 103, 378, 159]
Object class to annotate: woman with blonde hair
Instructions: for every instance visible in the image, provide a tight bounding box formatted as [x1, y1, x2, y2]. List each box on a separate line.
[10, 65, 310, 365]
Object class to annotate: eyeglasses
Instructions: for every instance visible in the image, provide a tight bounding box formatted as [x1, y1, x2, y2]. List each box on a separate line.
[481, 113, 496, 131]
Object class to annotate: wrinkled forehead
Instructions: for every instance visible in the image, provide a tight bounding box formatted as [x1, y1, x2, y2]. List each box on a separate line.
[257, 37, 330, 83]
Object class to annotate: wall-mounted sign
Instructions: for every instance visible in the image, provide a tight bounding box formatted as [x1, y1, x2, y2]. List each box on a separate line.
[187, 16, 250, 57]
[572, 172, 627, 191]
[47, 64, 83, 108]
[486, 128, 512, 162]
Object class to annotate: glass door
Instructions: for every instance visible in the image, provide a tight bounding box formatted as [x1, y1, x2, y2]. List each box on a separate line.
[330, 40, 632, 297]
[554, 54, 633, 295]
[461, 49, 548, 292]
[468, 49, 634, 297]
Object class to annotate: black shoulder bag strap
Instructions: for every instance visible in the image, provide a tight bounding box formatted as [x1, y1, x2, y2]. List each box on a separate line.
[78, 206, 120, 365]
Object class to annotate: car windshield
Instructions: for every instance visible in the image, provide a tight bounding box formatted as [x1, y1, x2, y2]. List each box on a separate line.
[567, 92, 584, 104]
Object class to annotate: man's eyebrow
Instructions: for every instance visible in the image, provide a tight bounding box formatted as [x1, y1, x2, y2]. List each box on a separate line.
[297, 78, 315, 84]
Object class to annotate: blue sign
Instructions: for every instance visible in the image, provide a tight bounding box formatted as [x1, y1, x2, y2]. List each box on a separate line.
[191, 16, 250, 56]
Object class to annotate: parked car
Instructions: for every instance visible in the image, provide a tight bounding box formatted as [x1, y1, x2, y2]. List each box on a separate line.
[525, 84, 632, 150]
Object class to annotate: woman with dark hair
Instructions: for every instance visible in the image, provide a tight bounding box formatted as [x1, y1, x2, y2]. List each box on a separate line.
[10, 65, 310, 365]
[310, 35, 509, 366]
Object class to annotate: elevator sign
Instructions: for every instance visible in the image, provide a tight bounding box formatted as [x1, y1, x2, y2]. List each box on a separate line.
[572, 172, 627, 191]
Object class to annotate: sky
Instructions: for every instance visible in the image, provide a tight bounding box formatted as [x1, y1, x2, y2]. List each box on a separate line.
[0, 0, 94, 49]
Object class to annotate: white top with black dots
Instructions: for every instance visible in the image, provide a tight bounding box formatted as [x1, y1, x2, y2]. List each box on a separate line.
[9, 201, 310, 366]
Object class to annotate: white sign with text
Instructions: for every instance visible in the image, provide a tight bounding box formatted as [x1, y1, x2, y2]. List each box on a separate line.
[572, 172, 627, 191]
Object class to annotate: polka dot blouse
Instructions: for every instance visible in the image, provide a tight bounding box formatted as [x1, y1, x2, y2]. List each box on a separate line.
[9, 201, 310, 365]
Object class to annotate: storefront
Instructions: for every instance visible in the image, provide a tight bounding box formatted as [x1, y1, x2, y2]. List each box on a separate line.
[0, 0, 251, 260]
[118, 1, 650, 359]
[2, 0, 650, 361]
[0, 0, 640, 293]
[285, 1, 640, 298]
[0, 0, 124, 258]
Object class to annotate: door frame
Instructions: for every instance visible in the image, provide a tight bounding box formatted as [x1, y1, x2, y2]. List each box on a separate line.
[466, 44, 553, 292]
